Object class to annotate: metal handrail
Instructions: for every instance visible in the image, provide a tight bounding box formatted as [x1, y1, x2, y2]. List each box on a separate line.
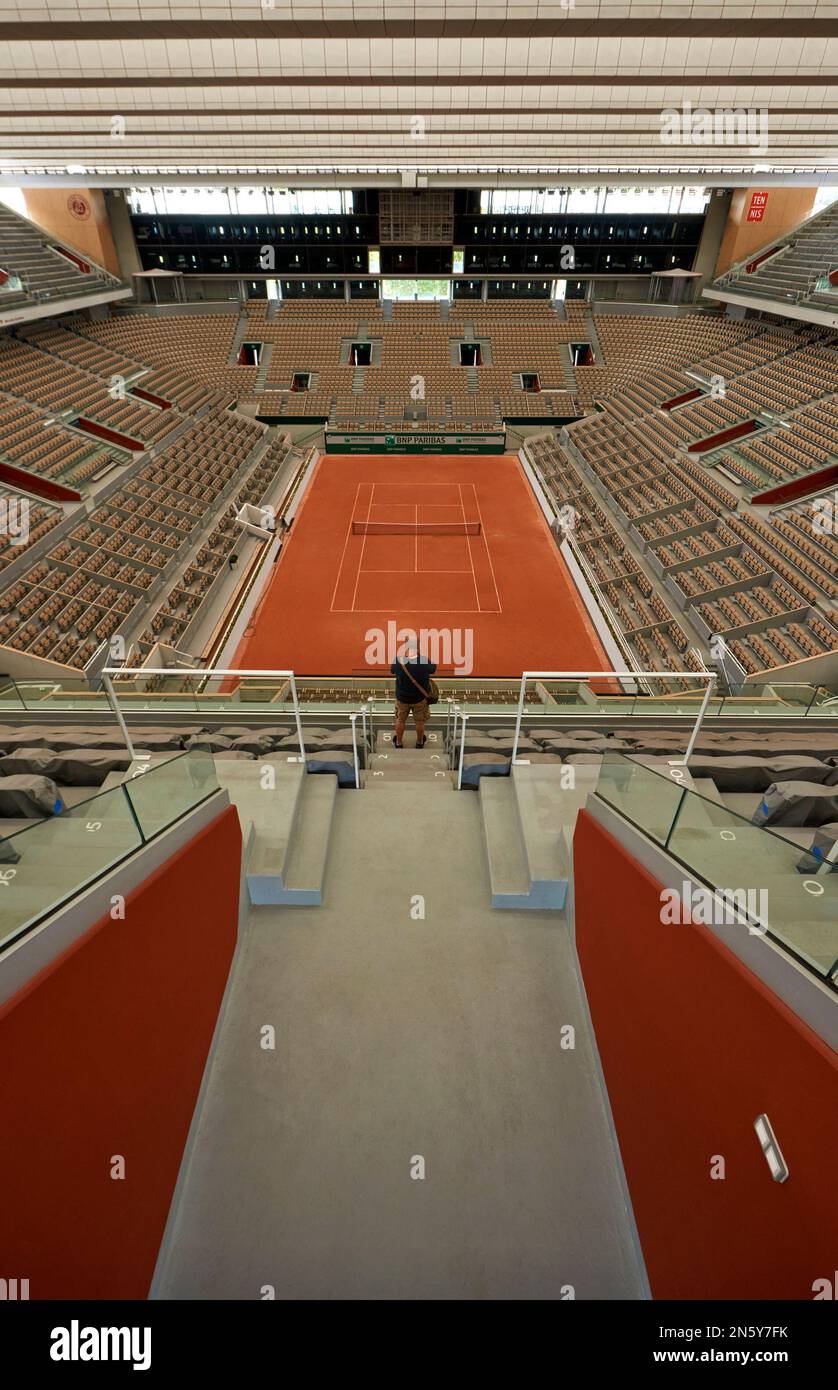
[456, 713, 469, 791]
[101, 666, 306, 763]
[349, 713, 360, 790]
[511, 669, 717, 766]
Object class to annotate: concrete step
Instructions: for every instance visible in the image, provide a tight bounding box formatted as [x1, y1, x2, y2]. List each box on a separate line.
[479, 767, 571, 911]
[278, 773, 337, 904]
[364, 750, 452, 787]
[244, 767, 338, 907]
[375, 728, 444, 754]
[214, 759, 305, 902]
[511, 764, 570, 908]
[479, 777, 531, 906]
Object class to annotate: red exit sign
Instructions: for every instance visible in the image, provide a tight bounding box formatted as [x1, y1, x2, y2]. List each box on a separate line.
[747, 191, 769, 222]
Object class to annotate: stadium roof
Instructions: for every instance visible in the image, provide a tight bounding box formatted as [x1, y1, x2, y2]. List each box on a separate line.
[0, 1, 837, 185]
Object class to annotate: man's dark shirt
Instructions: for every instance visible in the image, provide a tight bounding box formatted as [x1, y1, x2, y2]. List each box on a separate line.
[392, 656, 437, 704]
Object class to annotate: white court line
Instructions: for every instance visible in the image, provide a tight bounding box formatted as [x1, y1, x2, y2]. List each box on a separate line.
[328, 480, 362, 613]
[350, 481, 376, 613]
[361, 568, 473, 574]
[468, 480, 503, 614]
[415, 503, 418, 574]
[333, 607, 485, 614]
[457, 482, 482, 613]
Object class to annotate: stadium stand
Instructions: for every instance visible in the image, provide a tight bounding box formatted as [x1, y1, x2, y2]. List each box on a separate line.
[1, 2, 837, 1319]
[713, 198, 838, 308]
[0, 202, 127, 316]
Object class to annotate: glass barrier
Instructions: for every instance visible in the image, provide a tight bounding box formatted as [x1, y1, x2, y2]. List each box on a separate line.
[664, 788, 838, 981]
[595, 752, 688, 846]
[123, 747, 218, 838]
[0, 784, 141, 951]
[596, 753, 838, 982]
[0, 678, 25, 711]
[1, 671, 836, 722]
[0, 748, 221, 953]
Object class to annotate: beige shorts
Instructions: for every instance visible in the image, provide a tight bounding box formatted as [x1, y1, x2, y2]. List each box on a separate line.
[395, 698, 430, 723]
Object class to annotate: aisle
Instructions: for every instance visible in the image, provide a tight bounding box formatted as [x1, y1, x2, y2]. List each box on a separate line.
[153, 781, 647, 1300]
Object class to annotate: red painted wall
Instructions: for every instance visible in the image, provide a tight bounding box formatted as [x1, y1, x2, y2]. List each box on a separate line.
[75, 417, 144, 451]
[574, 810, 838, 1299]
[751, 462, 838, 507]
[0, 806, 241, 1299]
[0, 460, 81, 503]
[687, 418, 759, 452]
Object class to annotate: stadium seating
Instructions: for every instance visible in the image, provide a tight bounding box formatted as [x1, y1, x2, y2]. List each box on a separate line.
[0, 203, 125, 313]
[1, 299, 835, 687]
[714, 199, 838, 307]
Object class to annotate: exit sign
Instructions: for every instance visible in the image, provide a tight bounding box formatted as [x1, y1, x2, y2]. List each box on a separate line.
[748, 191, 769, 222]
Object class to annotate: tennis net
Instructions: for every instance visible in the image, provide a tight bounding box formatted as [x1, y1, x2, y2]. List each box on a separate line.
[351, 519, 481, 536]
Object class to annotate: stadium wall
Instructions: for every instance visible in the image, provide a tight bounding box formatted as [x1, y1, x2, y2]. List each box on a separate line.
[0, 805, 242, 1299]
[23, 187, 121, 279]
[573, 809, 838, 1300]
[715, 187, 817, 277]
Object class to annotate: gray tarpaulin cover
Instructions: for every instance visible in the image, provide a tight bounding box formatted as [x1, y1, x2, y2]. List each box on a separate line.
[753, 782, 838, 828]
[459, 753, 511, 788]
[688, 755, 834, 793]
[0, 775, 63, 818]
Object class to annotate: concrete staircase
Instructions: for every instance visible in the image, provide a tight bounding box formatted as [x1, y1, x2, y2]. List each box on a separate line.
[253, 343, 273, 391]
[364, 728, 452, 787]
[558, 341, 578, 391]
[227, 310, 250, 365]
[582, 310, 604, 363]
[478, 763, 583, 910]
[216, 759, 337, 906]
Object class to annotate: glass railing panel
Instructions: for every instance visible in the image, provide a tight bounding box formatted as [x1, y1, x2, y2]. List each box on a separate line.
[801, 685, 838, 716]
[595, 752, 687, 846]
[664, 788, 838, 981]
[108, 672, 201, 711]
[0, 785, 141, 950]
[741, 683, 821, 716]
[0, 678, 24, 711]
[122, 747, 219, 839]
[195, 672, 295, 713]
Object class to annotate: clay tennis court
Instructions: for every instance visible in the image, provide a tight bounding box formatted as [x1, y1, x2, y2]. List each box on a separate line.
[235, 453, 608, 675]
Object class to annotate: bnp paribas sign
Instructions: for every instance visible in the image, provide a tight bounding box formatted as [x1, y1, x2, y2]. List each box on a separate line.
[326, 431, 506, 455]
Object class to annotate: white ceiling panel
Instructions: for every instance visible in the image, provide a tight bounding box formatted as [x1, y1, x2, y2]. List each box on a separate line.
[0, 2, 834, 183]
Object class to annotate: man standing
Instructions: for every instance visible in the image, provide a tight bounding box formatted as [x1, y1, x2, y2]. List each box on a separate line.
[391, 642, 437, 749]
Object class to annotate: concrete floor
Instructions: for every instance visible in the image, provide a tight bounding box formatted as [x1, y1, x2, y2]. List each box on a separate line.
[154, 780, 647, 1300]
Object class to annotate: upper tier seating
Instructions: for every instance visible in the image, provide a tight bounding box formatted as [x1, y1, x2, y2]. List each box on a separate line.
[0, 203, 124, 316]
[713, 198, 838, 308]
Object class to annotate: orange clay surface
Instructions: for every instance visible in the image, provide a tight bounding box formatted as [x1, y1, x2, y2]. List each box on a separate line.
[234, 453, 608, 676]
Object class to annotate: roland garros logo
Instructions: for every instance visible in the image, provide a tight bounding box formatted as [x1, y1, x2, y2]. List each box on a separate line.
[67, 194, 91, 221]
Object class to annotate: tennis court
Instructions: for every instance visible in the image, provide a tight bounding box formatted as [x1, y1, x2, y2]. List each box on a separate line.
[235, 453, 608, 676]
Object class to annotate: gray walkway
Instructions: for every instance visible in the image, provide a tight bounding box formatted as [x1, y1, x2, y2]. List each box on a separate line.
[154, 781, 647, 1300]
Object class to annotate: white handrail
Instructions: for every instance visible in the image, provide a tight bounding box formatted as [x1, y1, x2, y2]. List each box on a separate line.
[349, 713, 360, 790]
[510, 669, 717, 766]
[101, 665, 306, 763]
[457, 713, 469, 791]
